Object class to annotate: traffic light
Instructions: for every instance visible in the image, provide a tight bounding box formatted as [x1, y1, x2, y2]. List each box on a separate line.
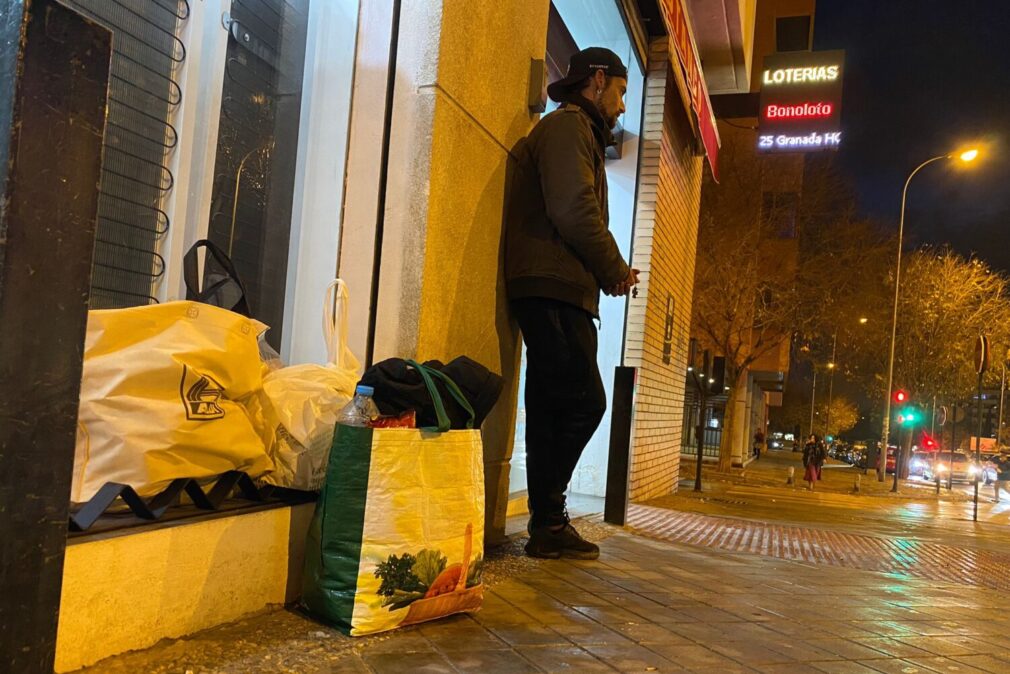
[893, 389, 908, 403]
[898, 407, 919, 425]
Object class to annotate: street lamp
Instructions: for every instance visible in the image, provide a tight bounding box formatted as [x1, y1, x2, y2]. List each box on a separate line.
[880, 147, 980, 482]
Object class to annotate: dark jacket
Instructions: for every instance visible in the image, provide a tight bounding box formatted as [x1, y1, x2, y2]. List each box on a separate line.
[803, 441, 826, 468]
[505, 98, 631, 317]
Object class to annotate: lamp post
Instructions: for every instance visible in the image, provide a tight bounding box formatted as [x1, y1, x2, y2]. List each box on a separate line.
[880, 148, 979, 482]
[825, 332, 837, 438]
[809, 367, 818, 439]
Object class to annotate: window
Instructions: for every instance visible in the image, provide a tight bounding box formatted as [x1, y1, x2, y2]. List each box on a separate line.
[776, 15, 812, 53]
[207, 0, 311, 348]
[761, 191, 799, 239]
[65, 0, 190, 308]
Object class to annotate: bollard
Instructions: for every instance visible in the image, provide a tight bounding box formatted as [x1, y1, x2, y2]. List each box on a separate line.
[854, 474, 861, 493]
[787, 466, 795, 485]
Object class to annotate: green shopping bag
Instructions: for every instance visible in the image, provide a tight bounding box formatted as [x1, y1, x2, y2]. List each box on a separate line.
[301, 361, 485, 635]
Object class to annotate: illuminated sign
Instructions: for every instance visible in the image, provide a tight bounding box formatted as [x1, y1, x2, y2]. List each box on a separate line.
[758, 50, 845, 153]
[764, 102, 834, 120]
[762, 65, 840, 85]
[759, 132, 842, 149]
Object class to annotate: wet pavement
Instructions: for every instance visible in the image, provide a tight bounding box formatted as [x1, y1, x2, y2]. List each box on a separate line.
[80, 449, 1010, 673]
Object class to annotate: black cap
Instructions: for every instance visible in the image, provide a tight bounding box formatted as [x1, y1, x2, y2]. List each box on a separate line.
[547, 47, 629, 103]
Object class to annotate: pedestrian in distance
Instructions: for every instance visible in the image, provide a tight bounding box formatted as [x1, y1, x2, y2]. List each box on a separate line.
[505, 47, 638, 560]
[993, 451, 1010, 503]
[753, 430, 765, 459]
[803, 434, 827, 491]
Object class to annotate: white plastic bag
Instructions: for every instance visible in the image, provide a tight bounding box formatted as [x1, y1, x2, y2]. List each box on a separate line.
[257, 280, 361, 490]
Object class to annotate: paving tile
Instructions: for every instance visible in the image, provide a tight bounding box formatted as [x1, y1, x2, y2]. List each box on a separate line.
[439, 648, 542, 673]
[750, 664, 823, 674]
[551, 618, 636, 647]
[581, 642, 680, 673]
[611, 621, 695, 645]
[894, 636, 985, 657]
[951, 654, 1010, 673]
[812, 662, 884, 674]
[855, 659, 935, 674]
[418, 617, 509, 653]
[762, 638, 839, 663]
[664, 621, 736, 643]
[643, 643, 746, 670]
[573, 604, 648, 625]
[858, 638, 934, 659]
[360, 629, 435, 655]
[902, 656, 991, 673]
[361, 650, 457, 673]
[487, 623, 572, 647]
[707, 641, 796, 665]
[515, 645, 619, 672]
[327, 653, 372, 673]
[804, 638, 894, 661]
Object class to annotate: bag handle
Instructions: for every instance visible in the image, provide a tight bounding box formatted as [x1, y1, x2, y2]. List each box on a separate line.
[323, 279, 360, 371]
[406, 359, 452, 433]
[405, 360, 476, 432]
[426, 368, 476, 430]
[183, 239, 251, 316]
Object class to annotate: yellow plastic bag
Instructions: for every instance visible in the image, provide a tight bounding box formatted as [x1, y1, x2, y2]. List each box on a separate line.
[72, 301, 272, 502]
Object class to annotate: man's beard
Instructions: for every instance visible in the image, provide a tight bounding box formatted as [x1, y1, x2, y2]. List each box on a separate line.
[595, 101, 618, 129]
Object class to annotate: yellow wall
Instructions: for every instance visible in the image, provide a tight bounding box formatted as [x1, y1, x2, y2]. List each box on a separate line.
[56, 505, 312, 672]
[374, 0, 550, 543]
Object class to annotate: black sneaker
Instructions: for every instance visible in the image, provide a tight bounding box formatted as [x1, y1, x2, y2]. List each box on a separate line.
[525, 522, 600, 560]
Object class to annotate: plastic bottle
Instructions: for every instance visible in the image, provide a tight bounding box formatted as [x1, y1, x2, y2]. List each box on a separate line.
[338, 385, 381, 427]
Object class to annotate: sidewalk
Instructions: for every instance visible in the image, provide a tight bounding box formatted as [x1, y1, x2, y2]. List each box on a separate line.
[82, 513, 1010, 674]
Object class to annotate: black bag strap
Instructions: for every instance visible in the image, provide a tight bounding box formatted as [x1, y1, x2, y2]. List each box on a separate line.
[183, 239, 251, 316]
[405, 359, 476, 432]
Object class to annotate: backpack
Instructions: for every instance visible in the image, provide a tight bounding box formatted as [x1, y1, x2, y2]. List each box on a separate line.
[359, 357, 504, 430]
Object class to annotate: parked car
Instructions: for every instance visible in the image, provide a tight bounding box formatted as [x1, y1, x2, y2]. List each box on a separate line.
[922, 452, 981, 483]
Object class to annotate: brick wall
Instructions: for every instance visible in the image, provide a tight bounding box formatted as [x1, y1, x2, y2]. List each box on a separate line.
[624, 39, 705, 501]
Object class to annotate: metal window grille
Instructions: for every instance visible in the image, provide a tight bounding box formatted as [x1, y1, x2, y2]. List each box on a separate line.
[64, 0, 189, 308]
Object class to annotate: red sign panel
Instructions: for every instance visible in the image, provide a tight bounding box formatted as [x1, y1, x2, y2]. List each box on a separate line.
[658, 0, 720, 181]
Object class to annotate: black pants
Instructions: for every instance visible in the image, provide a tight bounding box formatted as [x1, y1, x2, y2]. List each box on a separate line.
[512, 297, 607, 528]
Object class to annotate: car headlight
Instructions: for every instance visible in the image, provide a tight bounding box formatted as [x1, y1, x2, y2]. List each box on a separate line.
[937, 464, 948, 472]
[969, 465, 979, 475]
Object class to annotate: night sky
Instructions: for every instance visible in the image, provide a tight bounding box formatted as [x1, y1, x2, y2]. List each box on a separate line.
[813, 1, 1010, 271]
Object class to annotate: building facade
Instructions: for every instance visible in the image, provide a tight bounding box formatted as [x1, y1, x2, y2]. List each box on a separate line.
[2, 0, 752, 669]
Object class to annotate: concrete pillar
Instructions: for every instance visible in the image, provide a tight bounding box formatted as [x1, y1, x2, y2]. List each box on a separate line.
[370, 0, 550, 544]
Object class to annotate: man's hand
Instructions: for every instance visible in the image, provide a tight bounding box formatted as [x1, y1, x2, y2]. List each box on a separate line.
[605, 268, 640, 297]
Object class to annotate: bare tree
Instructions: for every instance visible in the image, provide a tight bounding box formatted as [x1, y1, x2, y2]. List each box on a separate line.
[692, 128, 887, 470]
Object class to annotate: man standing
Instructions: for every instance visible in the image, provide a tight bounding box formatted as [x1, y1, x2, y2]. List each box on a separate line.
[505, 47, 638, 559]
